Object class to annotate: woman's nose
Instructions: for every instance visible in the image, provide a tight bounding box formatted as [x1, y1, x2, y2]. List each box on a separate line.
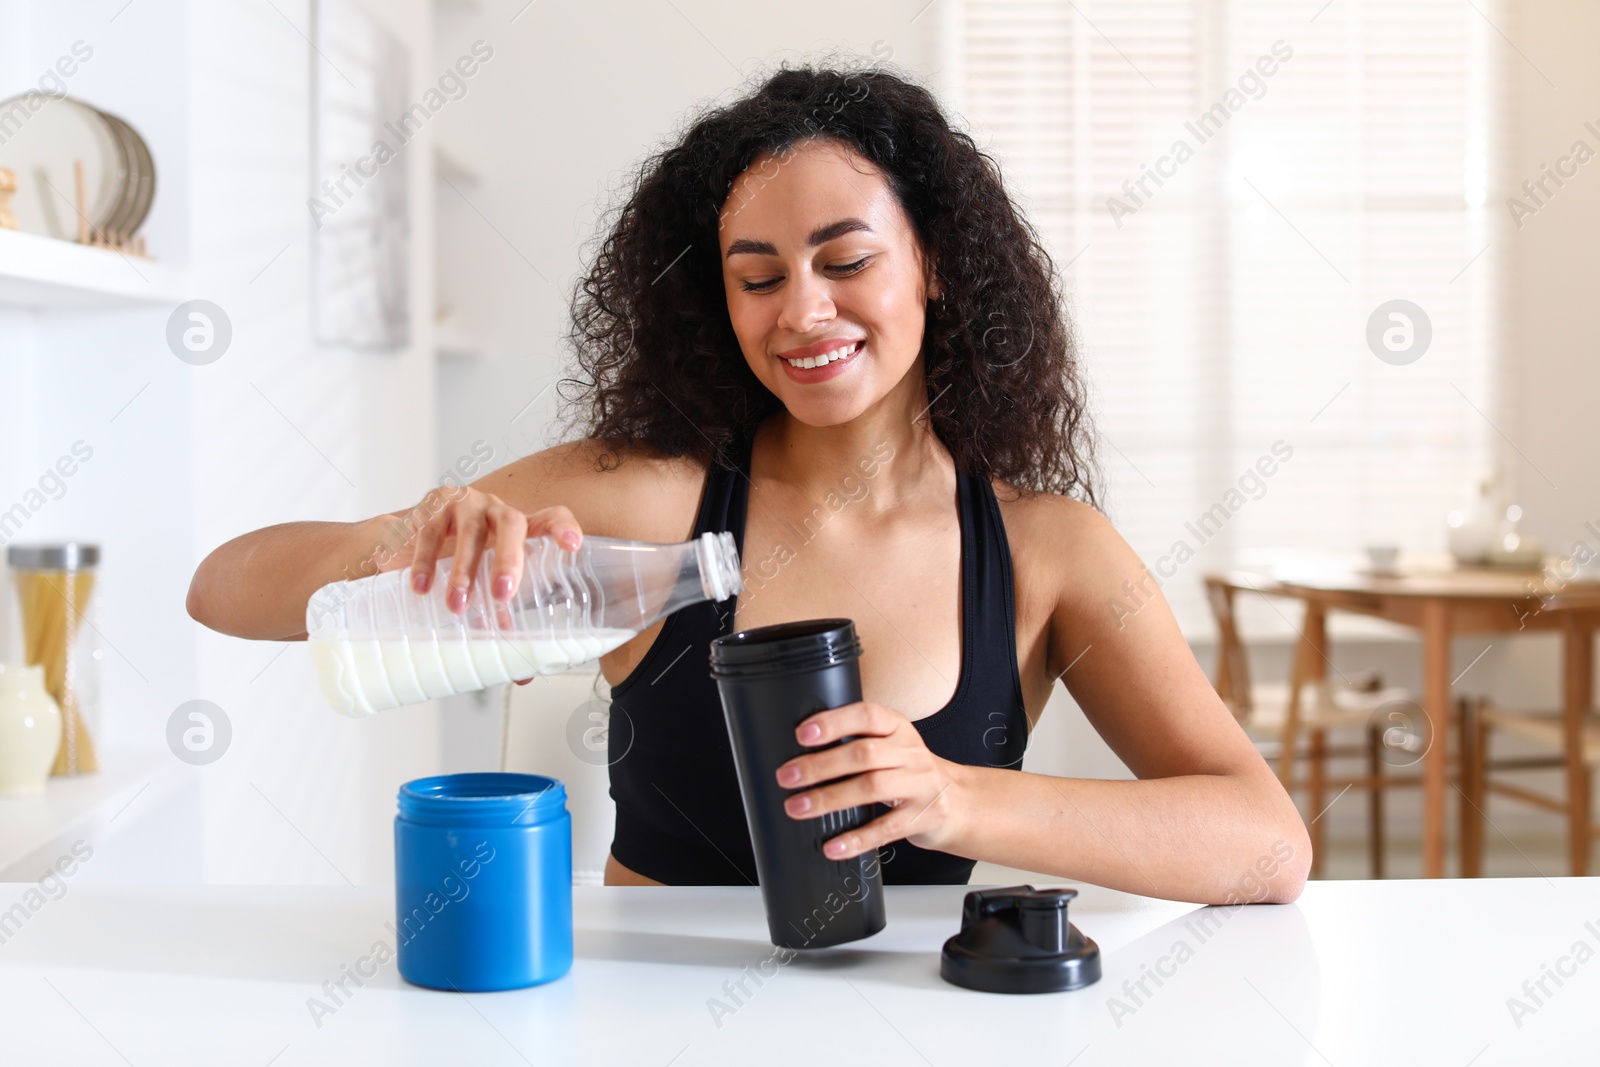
[775, 269, 835, 334]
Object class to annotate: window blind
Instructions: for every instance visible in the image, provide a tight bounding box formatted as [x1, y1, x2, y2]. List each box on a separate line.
[945, 0, 1503, 639]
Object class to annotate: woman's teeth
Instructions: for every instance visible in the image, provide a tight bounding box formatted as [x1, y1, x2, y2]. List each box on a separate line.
[783, 341, 859, 369]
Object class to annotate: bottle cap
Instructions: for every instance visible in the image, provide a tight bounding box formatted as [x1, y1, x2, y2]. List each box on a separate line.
[696, 531, 744, 601]
[939, 885, 1101, 994]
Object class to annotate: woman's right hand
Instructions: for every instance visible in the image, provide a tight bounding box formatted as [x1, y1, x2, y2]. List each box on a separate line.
[380, 486, 584, 614]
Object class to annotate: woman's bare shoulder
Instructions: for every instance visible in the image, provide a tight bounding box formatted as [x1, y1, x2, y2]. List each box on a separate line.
[989, 477, 1110, 545]
[989, 477, 1129, 598]
[470, 438, 710, 542]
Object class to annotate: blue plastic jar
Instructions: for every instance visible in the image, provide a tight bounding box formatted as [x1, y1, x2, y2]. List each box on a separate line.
[394, 772, 572, 991]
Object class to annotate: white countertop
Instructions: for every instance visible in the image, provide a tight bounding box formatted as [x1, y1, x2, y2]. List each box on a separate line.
[1, 877, 1595, 1065]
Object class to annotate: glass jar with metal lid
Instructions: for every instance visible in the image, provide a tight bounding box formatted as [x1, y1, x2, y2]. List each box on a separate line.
[7, 542, 101, 775]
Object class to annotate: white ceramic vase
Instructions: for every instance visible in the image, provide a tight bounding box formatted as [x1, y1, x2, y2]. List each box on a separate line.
[0, 663, 62, 796]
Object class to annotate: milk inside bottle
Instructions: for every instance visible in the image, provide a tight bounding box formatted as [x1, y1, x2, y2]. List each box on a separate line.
[306, 531, 743, 716]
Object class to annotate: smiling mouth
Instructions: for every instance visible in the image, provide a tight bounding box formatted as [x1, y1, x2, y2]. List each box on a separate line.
[778, 338, 864, 370]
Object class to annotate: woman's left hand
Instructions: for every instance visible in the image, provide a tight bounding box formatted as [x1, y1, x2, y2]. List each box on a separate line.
[775, 701, 964, 860]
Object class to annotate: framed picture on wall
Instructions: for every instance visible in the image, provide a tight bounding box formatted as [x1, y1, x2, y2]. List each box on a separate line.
[309, 0, 410, 350]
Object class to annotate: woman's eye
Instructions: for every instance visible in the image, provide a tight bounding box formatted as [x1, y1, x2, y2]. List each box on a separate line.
[739, 257, 872, 293]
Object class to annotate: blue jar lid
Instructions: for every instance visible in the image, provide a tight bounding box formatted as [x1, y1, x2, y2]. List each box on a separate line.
[398, 773, 567, 827]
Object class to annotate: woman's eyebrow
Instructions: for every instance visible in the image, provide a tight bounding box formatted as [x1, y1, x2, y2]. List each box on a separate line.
[724, 217, 875, 260]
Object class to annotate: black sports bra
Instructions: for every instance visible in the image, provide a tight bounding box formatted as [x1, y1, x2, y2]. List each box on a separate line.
[605, 427, 1030, 884]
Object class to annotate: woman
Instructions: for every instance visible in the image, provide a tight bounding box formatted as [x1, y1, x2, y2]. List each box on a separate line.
[188, 64, 1310, 904]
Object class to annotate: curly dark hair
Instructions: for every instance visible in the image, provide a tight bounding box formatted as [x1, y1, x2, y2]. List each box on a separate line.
[557, 58, 1100, 506]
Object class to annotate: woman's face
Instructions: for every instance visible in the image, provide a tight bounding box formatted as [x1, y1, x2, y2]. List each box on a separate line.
[717, 138, 937, 427]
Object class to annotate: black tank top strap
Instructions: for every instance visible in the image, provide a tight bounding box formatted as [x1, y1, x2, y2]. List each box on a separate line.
[909, 463, 1028, 768]
[605, 430, 759, 885]
[871, 463, 1029, 883]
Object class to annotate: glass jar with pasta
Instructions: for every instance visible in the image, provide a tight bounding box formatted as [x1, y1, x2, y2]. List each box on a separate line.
[7, 543, 101, 776]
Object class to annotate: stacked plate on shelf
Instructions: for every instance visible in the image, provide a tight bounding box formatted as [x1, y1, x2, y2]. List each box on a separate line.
[0, 94, 155, 241]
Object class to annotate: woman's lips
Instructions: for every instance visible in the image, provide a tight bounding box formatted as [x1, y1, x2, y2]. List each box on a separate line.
[777, 339, 865, 383]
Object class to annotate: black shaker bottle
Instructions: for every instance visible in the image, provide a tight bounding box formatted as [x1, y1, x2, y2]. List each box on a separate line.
[709, 618, 888, 949]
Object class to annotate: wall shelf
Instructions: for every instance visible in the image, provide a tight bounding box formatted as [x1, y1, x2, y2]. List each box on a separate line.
[0, 229, 191, 311]
[0, 747, 188, 879]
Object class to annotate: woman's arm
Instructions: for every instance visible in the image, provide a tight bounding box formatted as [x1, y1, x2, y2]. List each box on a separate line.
[185, 439, 618, 642]
[185, 512, 421, 641]
[994, 498, 1313, 902]
[775, 497, 1311, 905]
[937, 760, 1307, 905]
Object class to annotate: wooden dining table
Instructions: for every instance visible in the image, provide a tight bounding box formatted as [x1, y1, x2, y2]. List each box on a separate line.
[1208, 557, 1600, 878]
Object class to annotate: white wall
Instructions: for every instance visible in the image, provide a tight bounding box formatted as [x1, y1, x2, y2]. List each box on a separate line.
[427, 0, 935, 466]
[1462, 0, 1600, 849]
[182, 0, 445, 885]
[1, 0, 448, 886]
[1497, 0, 1600, 726]
[1503, 2, 1600, 558]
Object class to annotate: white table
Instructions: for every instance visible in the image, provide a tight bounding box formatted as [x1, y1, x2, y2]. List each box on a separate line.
[1, 878, 1596, 1065]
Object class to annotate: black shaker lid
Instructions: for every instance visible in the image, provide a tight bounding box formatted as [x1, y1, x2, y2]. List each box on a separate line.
[708, 617, 862, 677]
[939, 885, 1101, 994]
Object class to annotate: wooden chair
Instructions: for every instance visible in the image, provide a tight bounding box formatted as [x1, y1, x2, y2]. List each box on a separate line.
[1205, 573, 1413, 878]
[1459, 606, 1600, 876]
